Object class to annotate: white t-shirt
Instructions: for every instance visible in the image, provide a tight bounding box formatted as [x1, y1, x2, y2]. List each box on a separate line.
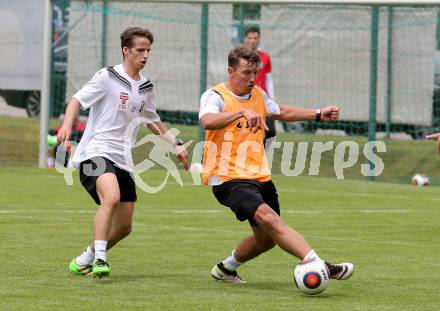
[198, 84, 280, 119]
[72, 64, 161, 172]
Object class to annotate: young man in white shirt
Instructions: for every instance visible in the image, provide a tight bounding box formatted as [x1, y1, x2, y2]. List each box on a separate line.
[57, 27, 188, 278]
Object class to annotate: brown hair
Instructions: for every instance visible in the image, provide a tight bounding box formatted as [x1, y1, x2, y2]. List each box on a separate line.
[228, 45, 260, 68]
[120, 27, 154, 58]
[245, 26, 260, 37]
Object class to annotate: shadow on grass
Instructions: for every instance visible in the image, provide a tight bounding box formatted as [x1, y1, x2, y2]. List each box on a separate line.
[219, 281, 346, 299]
[100, 271, 192, 283]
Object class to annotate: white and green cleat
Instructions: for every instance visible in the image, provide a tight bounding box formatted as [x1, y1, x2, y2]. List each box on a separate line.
[92, 259, 110, 279]
[69, 259, 93, 276]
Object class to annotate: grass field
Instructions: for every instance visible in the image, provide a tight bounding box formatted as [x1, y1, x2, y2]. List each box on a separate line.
[0, 168, 439, 310]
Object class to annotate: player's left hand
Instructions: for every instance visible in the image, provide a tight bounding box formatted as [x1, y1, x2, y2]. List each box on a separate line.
[426, 132, 440, 155]
[175, 146, 189, 170]
[320, 106, 340, 122]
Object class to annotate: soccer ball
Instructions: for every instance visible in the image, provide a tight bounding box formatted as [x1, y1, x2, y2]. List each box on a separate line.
[411, 174, 429, 186]
[294, 258, 330, 295]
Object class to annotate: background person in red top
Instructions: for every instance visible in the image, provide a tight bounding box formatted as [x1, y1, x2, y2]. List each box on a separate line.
[244, 26, 276, 144]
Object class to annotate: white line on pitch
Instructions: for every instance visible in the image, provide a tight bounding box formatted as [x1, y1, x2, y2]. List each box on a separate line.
[133, 223, 247, 234]
[359, 209, 410, 213]
[170, 210, 224, 214]
[278, 188, 440, 202]
[310, 235, 428, 247]
[8, 215, 70, 221]
[284, 210, 322, 214]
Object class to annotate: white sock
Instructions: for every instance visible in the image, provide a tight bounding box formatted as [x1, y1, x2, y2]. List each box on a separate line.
[75, 246, 94, 266]
[222, 249, 243, 271]
[303, 249, 321, 262]
[94, 240, 108, 262]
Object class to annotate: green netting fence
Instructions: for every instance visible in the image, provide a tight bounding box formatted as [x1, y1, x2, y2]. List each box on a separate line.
[60, 2, 440, 138]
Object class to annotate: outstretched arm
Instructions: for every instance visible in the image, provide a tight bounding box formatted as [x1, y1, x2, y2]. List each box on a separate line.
[271, 104, 340, 122]
[426, 132, 440, 155]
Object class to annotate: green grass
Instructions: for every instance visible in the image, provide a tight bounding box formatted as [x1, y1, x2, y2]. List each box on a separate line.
[2, 115, 440, 184]
[0, 168, 439, 310]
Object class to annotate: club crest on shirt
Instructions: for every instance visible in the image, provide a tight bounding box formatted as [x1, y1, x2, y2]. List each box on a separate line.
[119, 92, 129, 110]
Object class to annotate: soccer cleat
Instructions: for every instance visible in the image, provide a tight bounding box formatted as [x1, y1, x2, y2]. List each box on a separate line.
[210, 262, 246, 284]
[69, 259, 93, 276]
[325, 262, 354, 280]
[92, 259, 110, 278]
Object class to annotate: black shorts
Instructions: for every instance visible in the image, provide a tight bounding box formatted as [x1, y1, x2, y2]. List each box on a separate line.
[79, 157, 137, 205]
[212, 179, 280, 226]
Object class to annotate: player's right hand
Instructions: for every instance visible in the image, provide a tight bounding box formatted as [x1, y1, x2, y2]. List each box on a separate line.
[175, 146, 189, 171]
[241, 109, 269, 133]
[56, 124, 72, 145]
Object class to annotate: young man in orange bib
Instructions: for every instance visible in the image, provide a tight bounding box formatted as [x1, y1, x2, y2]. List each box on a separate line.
[199, 45, 353, 283]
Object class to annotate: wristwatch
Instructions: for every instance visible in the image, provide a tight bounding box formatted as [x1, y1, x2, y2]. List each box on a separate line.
[174, 138, 184, 146]
[315, 109, 321, 122]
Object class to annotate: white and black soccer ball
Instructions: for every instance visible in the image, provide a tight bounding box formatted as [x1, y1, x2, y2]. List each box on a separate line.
[294, 258, 330, 295]
[411, 174, 429, 186]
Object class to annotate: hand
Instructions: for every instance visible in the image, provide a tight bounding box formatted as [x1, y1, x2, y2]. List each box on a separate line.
[175, 145, 189, 170]
[426, 132, 440, 155]
[56, 123, 72, 146]
[320, 106, 340, 122]
[241, 109, 269, 133]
